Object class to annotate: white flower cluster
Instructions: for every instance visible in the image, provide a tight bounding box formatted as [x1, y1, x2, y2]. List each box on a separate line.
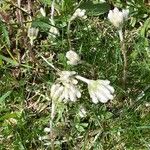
[66, 50, 80, 65]
[108, 7, 129, 28]
[88, 80, 115, 104]
[50, 71, 81, 102]
[51, 71, 115, 104]
[70, 8, 87, 21]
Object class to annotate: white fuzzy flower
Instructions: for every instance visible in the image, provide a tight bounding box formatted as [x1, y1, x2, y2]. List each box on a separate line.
[50, 71, 81, 102]
[27, 27, 39, 45]
[66, 50, 80, 65]
[88, 80, 115, 104]
[75, 75, 115, 104]
[50, 82, 81, 102]
[71, 8, 87, 21]
[108, 7, 129, 28]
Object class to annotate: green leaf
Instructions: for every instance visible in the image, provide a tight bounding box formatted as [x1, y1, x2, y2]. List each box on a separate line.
[39, 0, 51, 6]
[80, 2, 110, 16]
[0, 19, 10, 47]
[75, 124, 85, 132]
[32, 17, 52, 32]
[140, 17, 150, 37]
[0, 112, 18, 121]
[0, 90, 12, 104]
[0, 54, 19, 66]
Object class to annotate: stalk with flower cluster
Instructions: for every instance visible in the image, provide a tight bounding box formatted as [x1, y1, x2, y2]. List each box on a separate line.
[28, 4, 116, 148]
[108, 7, 129, 88]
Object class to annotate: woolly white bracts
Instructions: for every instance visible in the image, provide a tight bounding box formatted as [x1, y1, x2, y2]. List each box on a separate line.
[66, 50, 80, 65]
[108, 7, 129, 28]
[88, 80, 115, 104]
[50, 71, 81, 102]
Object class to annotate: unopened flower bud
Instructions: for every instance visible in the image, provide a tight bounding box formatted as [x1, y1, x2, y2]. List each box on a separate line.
[70, 8, 87, 21]
[66, 50, 80, 65]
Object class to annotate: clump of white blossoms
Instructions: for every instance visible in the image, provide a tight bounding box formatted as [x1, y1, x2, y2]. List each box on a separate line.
[88, 80, 114, 104]
[75, 76, 115, 104]
[27, 27, 39, 45]
[50, 71, 115, 104]
[70, 8, 87, 21]
[50, 71, 81, 102]
[108, 7, 129, 42]
[108, 7, 129, 29]
[66, 50, 81, 65]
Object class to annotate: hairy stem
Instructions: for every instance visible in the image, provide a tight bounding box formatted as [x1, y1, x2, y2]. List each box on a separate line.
[67, 20, 72, 50]
[50, 100, 55, 150]
[51, 0, 55, 21]
[75, 75, 90, 84]
[119, 29, 127, 88]
[39, 54, 60, 72]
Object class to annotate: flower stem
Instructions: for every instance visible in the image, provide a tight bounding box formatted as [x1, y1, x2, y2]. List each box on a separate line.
[50, 100, 55, 150]
[39, 54, 60, 72]
[75, 75, 90, 84]
[67, 20, 72, 50]
[119, 29, 127, 88]
[50, 0, 55, 21]
[118, 29, 123, 42]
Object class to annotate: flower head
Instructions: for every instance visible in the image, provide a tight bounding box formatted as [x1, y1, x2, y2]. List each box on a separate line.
[88, 80, 115, 103]
[108, 7, 129, 28]
[27, 27, 39, 45]
[70, 8, 87, 21]
[75, 75, 115, 104]
[66, 50, 80, 65]
[50, 71, 81, 102]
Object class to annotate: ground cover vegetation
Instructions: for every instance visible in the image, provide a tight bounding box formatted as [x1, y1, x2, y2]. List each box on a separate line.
[0, 0, 150, 149]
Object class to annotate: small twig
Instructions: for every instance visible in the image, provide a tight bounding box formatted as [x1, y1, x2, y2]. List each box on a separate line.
[7, 1, 30, 15]
[6, 47, 18, 63]
[39, 54, 60, 72]
[16, 0, 22, 24]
